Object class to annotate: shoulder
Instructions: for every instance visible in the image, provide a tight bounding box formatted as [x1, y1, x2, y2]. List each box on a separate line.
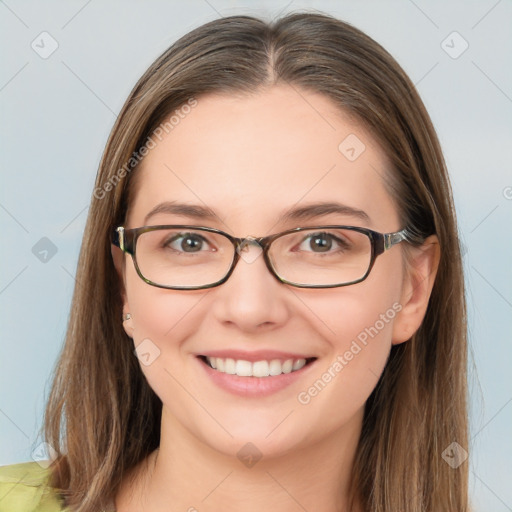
[0, 461, 66, 512]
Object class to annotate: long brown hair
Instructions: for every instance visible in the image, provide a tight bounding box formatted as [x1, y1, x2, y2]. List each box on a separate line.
[40, 12, 469, 511]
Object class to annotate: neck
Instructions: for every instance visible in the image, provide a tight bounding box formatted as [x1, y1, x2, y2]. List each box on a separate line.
[116, 405, 364, 512]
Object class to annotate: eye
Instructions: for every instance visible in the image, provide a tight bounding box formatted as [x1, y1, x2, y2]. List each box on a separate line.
[296, 231, 350, 254]
[164, 232, 214, 253]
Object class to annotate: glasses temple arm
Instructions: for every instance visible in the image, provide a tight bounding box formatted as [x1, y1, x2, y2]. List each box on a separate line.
[383, 228, 413, 250]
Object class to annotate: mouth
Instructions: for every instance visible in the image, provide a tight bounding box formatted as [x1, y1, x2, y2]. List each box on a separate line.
[197, 355, 317, 378]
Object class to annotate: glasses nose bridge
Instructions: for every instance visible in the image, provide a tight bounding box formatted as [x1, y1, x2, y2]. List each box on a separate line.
[233, 234, 272, 252]
[228, 233, 278, 280]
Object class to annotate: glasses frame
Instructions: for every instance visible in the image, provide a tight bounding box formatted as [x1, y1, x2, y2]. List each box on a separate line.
[111, 224, 412, 290]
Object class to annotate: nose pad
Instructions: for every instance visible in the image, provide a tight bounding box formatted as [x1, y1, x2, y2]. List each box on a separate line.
[236, 237, 264, 264]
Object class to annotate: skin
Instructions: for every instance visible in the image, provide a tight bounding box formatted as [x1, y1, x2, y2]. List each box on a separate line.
[112, 84, 439, 512]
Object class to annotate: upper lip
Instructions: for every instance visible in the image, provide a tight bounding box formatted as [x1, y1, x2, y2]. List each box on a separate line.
[197, 350, 316, 363]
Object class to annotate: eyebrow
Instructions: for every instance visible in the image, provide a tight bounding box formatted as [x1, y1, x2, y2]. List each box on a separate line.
[143, 200, 371, 225]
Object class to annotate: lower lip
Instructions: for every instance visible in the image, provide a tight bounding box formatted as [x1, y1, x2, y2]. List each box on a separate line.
[196, 356, 317, 397]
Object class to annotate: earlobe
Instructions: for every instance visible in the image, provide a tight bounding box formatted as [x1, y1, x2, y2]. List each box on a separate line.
[391, 235, 440, 345]
[122, 310, 135, 338]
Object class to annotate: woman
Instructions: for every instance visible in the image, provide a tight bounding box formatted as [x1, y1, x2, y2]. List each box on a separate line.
[0, 11, 469, 512]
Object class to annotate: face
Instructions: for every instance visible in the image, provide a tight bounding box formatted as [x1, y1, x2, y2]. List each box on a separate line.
[115, 85, 416, 460]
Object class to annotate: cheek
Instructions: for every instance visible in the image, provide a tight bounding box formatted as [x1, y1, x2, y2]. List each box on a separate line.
[311, 286, 398, 372]
[328, 294, 398, 397]
[292, 272, 403, 437]
[299, 285, 395, 420]
[124, 264, 204, 343]
[123, 271, 208, 415]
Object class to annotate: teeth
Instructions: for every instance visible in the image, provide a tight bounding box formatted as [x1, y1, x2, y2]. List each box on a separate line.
[282, 359, 293, 374]
[252, 360, 270, 377]
[236, 360, 253, 377]
[292, 359, 305, 371]
[269, 359, 282, 376]
[225, 358, 236, 374]
[205, 356, 308, 377]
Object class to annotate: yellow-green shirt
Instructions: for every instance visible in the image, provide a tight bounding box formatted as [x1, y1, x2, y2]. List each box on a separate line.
[0, 461, 66, 511]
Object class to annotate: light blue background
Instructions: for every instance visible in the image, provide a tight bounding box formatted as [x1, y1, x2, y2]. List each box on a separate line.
[1, 1, 511, 510]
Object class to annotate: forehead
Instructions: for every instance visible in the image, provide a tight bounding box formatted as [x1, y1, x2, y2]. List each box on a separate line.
[127, 85, 400, 233]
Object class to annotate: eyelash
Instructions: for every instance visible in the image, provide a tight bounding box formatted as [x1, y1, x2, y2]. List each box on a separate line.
[162, 231, 351, 255]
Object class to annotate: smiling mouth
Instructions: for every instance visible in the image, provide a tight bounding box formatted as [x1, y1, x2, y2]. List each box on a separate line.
[198, 355, 317, 378]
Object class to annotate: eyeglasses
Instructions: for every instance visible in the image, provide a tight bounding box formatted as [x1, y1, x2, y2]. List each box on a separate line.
[111, 224, 411, 290]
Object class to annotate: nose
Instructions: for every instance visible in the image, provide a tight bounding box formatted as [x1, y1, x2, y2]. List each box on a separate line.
[210, 242, 290, 332]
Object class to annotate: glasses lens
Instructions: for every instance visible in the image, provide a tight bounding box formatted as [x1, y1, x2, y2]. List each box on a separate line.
[135, 228, 234, 288]
[269, 228, 372, 286]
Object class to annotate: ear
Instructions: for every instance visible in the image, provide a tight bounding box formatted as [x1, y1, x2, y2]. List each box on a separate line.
[111, 245, 135, 338]
[391, 235, 440, 345]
